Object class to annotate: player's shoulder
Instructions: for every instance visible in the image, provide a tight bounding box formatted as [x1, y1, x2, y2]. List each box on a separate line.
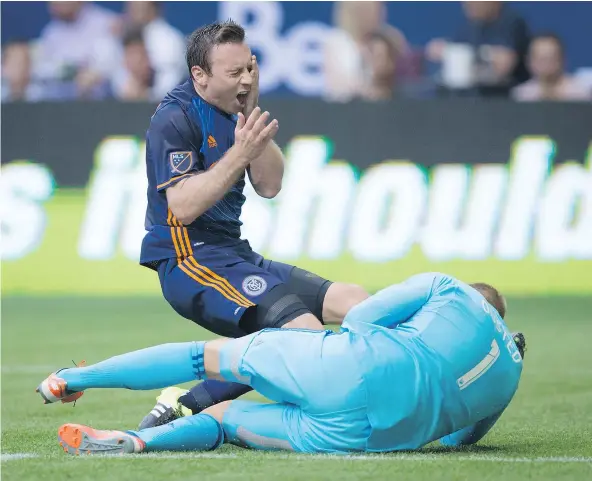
[150, 80, 200, 126]
[406, 272, 458, 289]
[149, 100, 199, 140]
[146, 102, 193, 147]
[150, 100, 187, 128]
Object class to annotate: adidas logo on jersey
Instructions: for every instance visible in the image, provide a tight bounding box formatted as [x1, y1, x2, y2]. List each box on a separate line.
[207, 135, 217, 148]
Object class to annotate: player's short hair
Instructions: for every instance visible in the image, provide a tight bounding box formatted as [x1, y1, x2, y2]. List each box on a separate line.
[470, 283, 526, 360]
[470, 282, 507, 319]
[531, 32, 565, 57]
[122, 26, 145, 48]
[186, 20, 245, 75]
[368, 30, 400, 60]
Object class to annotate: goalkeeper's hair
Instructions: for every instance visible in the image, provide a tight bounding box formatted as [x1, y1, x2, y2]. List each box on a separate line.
[470, 282, 507, 319]
[470, 282, 527, 360]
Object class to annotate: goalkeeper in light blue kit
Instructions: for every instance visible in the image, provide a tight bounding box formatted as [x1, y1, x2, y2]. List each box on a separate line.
[38, 273, 526, 454]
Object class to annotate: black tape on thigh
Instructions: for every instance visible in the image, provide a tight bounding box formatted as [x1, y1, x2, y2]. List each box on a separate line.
[284, 267, 333, 321]
[239, 283, 312, 333]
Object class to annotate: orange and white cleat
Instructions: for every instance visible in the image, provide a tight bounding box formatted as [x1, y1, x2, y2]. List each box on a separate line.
[58, 423, 145, 456]
[36, 362, 86, 404]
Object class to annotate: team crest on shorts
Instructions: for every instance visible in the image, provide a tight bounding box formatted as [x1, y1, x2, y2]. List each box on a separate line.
[169, 151, 194, 174]
[242, 275, 267, 296]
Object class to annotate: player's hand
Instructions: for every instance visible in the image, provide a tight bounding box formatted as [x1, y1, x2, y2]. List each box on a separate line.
[426, 39, 446, 62]
[243, 55, 259, 119]
[234, 107, 278, 164]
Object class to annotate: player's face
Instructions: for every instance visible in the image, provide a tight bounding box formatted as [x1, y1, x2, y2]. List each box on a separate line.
[529, 39, 563, 80]
[369, 38, 395, 82]
[126, 2, 158, 26]
[49, 1, 83, 22]
[463, 1, 501, 21]
[205, 43, 253, 114]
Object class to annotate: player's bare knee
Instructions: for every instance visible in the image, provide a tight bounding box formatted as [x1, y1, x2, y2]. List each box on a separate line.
[343, 283, 370, 306]
[202, 400, 233, 423]
[323, 283, 369, 323]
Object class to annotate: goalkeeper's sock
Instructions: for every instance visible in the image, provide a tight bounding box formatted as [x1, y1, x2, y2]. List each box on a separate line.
[130, 413, 223, 452]
[58, 342, 206, 391]
[180, 380, 253, 414]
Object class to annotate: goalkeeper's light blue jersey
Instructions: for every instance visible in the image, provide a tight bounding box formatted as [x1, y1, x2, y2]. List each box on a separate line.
[341, 273, 523, 451]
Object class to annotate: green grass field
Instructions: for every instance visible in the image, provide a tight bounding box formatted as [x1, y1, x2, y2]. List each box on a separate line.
[2, 296, 592, 480]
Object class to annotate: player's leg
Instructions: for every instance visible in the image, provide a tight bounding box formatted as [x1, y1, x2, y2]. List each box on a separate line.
[57, 401, 298, 455]
[322, 282, 370, 324]
[213, 399, 370, 454]
[208, 400, 302, 451]
[261, 259, 369, 325]
[56, 412, 224, 456]
[159, 247, 327, 337]
[37, 341, 205, 402]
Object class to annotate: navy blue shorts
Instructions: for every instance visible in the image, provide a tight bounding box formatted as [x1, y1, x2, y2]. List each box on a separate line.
[157, 239, 332, 338]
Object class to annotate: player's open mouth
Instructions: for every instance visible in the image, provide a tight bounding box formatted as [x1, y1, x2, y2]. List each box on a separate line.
[237, 92, 248, 105]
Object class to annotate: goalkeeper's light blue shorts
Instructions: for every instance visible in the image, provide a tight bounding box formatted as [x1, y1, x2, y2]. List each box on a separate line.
[218, 328, 370, 454]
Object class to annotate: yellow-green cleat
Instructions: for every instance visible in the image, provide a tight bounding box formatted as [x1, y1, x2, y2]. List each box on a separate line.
[138, 387, 192, 430]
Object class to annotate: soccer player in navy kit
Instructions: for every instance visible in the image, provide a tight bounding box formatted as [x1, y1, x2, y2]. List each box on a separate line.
[137, 21, 369, 428]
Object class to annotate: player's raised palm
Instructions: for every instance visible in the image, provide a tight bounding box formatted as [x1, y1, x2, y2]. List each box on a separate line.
[234, 106, 278, 164]
[243, 55, 259, 119]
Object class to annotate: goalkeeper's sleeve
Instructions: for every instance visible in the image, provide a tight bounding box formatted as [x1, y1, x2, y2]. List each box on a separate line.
[439, 408, 506, 447]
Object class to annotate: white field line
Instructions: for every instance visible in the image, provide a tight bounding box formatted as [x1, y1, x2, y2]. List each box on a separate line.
[1, 454, 38, 460]
[2, 452, 591, 464]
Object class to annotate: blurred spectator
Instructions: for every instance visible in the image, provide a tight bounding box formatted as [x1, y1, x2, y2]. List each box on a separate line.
[427, 2, 530, 97]
[361, 31, 398, 101]
[1, 40, 41, 102]
[323, 1, 408, 102]
[33, 1, 121, 100]
[121, 2, 186, 98]
[512, 34, 591, 102]
[113, 29, 156, 101]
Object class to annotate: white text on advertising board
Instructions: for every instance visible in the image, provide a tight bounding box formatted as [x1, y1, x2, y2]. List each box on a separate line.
[1, 136, 591, 262]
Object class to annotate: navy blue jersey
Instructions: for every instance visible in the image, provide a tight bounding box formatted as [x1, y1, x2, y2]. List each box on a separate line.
[140, 80, 246, 268]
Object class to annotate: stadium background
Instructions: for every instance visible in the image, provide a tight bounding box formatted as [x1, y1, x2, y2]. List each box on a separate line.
[2, 1, 592, 480]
